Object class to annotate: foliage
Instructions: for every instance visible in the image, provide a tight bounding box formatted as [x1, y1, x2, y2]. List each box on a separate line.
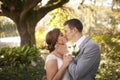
[48, 7, 77, 32]
[0, 45, 45, 80]
[35, 26, 47, 48]
[78, 3, 120, 35]
[92, 35, 120, 80]
[0, 16, 18, 37]
[35, 7, 73, 48]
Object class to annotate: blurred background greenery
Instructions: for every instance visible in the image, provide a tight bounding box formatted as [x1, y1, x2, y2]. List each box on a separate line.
[0, 0, 120, 80]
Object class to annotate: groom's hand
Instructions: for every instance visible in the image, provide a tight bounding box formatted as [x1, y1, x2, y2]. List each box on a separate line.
[55, 43, 68, 54]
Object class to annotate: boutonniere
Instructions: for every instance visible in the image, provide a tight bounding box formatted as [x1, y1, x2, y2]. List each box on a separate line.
[72, 44, 80, 57]
[67, 42, 80, 57]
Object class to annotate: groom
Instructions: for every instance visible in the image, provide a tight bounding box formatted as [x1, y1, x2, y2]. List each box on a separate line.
[61, 19, 100, 80]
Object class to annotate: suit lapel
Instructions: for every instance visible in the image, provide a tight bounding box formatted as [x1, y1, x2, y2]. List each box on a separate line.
[77, 36, 91, 56]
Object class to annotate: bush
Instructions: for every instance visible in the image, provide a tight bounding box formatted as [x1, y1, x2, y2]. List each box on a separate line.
[0, 45, 45, 80]
[92, 35, 120, 80]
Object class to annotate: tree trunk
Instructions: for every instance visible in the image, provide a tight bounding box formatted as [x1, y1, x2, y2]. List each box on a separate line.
[0, 0, 69, 47]
[16, 20, 36, 47]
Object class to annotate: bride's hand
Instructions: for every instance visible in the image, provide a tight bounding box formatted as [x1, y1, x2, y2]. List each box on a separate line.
[62, 54, 73, 67]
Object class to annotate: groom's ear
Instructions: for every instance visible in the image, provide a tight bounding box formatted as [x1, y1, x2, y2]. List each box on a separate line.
[73, 27, 78, 33]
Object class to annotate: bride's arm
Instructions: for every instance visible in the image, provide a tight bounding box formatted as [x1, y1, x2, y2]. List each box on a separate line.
[46, 56, 72, 80]
[46, 59, 58, 80]
[46, 59, 68, 80]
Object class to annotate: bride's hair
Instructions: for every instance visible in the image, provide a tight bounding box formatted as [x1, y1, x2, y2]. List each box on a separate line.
[45, 28, 60, 52]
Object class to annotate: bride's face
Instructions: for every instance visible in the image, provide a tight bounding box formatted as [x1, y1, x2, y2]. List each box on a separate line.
[55, 32, 68, 56]
[57, 33, 67, 45]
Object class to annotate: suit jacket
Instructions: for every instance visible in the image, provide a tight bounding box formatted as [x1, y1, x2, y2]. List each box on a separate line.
[68, 36, 100, 80]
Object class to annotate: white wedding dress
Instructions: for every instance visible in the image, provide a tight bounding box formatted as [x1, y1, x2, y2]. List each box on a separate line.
[45, 53, 71, 80]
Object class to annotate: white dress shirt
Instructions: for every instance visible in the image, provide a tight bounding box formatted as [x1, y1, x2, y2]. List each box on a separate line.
[76, 35, 86, 47]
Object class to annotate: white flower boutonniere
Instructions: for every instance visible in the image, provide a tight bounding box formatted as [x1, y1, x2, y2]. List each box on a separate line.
[67, 42, 80, 57]
[72, 44, 80, 57]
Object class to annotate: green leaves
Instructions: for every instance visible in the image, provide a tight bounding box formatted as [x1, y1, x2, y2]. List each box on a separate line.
[0, 45, 45, 80]
[92, 35, 120, 80]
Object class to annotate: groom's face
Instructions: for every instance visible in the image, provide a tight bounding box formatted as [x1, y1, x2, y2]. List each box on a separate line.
[64, 24, 74, 41]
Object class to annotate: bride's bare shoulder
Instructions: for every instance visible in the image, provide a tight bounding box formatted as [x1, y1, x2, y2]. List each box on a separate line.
[45, 53, 58, 70]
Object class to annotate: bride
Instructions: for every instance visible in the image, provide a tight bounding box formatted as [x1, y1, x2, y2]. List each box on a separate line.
[45, 28, 73, 80]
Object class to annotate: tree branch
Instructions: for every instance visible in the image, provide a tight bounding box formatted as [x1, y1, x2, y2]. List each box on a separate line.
[34, 0, 69, 22]
[0, 0, 19, 18]
[0, 0, 4, 2]
[80, 0, 85, 5]
[47, 0, 59, 5]
[0, 2, 9, 17]
[20, 0, 42, 22]
[112, 0, 120, 9]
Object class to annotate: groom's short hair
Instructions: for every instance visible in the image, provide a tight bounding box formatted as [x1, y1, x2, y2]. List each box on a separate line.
[64, 18, 83, 33]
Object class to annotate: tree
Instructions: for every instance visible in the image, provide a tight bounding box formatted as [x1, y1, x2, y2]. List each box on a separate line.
[0, 0, 69, 46]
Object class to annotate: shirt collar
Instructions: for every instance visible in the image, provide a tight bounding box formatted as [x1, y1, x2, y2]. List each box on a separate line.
[75, 35, 86, 47]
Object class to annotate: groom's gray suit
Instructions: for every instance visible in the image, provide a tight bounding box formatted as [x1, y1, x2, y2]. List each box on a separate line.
[68, 36, 100, 80]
